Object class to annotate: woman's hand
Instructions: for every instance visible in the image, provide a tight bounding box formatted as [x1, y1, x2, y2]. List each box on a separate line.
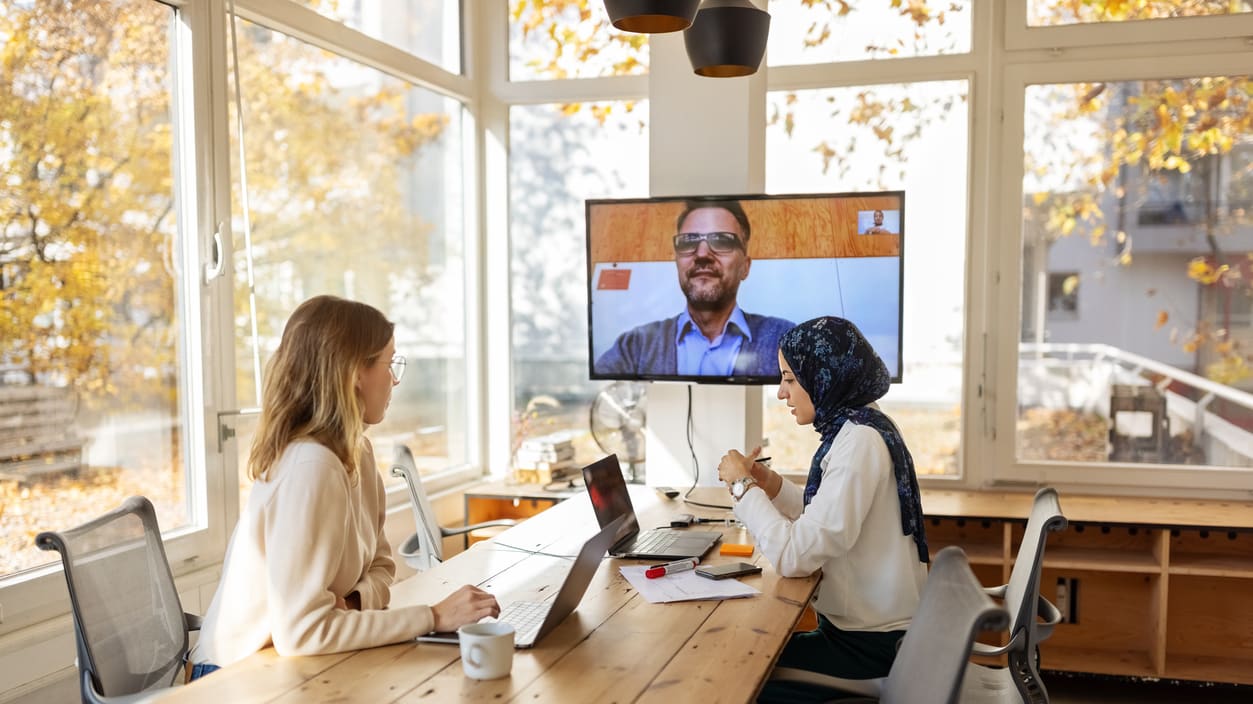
[719, 446, 783, 500]
[431, 585, 500, 632]
[718, 446, 760, 487]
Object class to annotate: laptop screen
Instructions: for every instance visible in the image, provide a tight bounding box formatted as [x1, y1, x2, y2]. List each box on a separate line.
[582, 455, 640, 547]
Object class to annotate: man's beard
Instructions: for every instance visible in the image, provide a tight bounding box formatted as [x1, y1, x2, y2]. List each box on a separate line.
[681, 270, 736, 310]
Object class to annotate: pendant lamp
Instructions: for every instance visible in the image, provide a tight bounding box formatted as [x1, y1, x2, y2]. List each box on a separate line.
[684, 0, 771, 78]
[604, 0, 700, 33]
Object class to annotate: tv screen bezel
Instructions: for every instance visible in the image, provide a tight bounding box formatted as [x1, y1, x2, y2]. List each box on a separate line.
[585, 190, 905, 385]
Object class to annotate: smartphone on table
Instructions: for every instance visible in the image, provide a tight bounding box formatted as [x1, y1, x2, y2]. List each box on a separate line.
[695, 562, 763, 580]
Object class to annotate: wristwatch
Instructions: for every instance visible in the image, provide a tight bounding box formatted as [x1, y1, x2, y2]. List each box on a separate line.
[730, 476, 759, 502]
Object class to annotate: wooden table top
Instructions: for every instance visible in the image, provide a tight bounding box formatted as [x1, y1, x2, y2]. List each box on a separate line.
[161, 486, 818, 704]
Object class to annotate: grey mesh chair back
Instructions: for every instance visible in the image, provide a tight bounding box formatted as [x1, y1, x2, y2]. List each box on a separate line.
[391, 445, 515, 571]
[879, 546, 1011, 704]
[35, 495, 198, 703]
[769, 546, 1009, 704]
[968, 487, 1067, 703]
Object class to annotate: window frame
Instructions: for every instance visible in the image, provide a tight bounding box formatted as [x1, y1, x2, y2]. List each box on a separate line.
[0, 0, 219, 637]
[992, 48, 1253, 493]
[219, 0, 484, 499]
[1005, 2, 1253, 49]
[764, 3, 989, 489]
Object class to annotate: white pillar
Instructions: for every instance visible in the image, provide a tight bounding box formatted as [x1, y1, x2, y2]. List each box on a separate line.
[644, 24, 768, 488]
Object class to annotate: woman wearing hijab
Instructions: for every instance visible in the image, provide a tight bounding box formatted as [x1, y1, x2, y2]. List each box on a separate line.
[717, 316, 929, 702]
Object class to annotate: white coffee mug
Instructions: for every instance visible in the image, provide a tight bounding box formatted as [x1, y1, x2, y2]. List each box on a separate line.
[458, 622, 515, 680]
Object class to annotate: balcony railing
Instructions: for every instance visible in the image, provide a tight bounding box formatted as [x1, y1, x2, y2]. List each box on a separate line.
[1020, 342, 1253, 466]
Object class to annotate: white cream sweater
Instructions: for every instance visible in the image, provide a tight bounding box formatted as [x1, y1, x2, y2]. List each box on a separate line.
[191, 439, 434, 666]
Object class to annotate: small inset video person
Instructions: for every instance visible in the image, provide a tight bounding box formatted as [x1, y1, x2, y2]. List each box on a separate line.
[863, 209, 894, 235]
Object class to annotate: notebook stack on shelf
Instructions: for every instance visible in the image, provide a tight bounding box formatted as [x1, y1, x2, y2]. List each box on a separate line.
[513, 431, 578, 484]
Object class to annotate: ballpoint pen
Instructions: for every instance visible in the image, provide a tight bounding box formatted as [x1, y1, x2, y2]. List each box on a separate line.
[645, 557, 699, 579]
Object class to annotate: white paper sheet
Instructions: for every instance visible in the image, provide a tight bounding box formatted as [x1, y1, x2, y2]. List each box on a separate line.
[619, 565, 761, 604]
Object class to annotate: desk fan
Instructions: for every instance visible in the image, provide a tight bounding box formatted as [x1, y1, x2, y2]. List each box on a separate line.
[589, 381, 647, 483]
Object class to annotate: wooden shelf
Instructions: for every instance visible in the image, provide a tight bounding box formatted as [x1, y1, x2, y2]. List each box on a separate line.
[1164, 654, 1253, 686]
[1169, 554, 1253, 578]
[917, 489, 1253, 687]
[1042, 546, 1161, 573]
[1041, 645, 1157, 678]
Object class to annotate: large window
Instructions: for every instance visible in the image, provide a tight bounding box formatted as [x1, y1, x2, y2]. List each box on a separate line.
[1016, 76, 1253, 471]
[298, 0, 461, 73]
[0, 0, 194, 581]
[767, 0, 972, 66]
[508, 101, 648, 467]
[508, 1, 648, 81]
[227, 19, 469, 505]
[765, 80, 970, 477]
[1028, 0, 1251, 26]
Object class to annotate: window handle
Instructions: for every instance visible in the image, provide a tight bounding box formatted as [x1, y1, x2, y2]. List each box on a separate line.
[203, 222, 225, 284]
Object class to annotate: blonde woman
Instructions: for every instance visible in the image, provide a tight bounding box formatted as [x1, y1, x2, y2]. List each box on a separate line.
[189, 296, 498, 677]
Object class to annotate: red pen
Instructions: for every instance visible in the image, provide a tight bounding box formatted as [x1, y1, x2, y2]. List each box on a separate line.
[645, 557, 698, 579]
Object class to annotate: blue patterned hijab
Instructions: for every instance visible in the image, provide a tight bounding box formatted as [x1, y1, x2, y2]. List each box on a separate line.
[779, 316, 929, 563]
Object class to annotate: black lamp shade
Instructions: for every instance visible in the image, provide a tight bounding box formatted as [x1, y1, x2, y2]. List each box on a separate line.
[684, 0, 771, 78]
[605, 0, 700, 33]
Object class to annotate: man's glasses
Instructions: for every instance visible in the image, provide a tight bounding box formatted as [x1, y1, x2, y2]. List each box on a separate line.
[673, 231, 744, 255]
[390, 354, 407, 383]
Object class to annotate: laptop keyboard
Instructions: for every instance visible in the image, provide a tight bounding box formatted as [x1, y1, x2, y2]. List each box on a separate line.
[499, 599, 549, 645]
[627, 530, 678, 554]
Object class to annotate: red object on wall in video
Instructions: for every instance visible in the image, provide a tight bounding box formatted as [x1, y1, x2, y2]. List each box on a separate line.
[598, 268, 632, 290]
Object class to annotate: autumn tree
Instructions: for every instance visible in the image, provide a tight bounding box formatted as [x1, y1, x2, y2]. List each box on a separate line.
[0, 0, 450, 412]
[1, 0, 176, 410]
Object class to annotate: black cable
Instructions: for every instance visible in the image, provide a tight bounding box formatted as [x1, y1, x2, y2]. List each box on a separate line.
[682, 384, 734, 511]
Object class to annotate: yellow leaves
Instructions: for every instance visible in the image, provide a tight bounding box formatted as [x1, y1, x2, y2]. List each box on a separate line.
[1032, 192, 1049, 205]
[1187, 258, 1229, 285]
[812, 141, 837, 175]
[1155, 311, 1169, 329]
[1205, 355, 1250, 385]
[1163, 155, 1191, 173]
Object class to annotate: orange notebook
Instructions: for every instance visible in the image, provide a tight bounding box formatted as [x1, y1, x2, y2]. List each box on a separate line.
[720, 543, 754, 557]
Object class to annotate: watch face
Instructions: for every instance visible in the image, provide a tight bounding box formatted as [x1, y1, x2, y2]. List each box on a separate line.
[732, 481, 744, 498]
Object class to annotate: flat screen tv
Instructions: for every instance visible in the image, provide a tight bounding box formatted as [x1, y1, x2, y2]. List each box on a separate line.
[586, 191, 904, 384]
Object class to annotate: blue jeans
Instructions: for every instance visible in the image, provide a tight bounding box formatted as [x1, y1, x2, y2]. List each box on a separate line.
[189, 663, 220, 681]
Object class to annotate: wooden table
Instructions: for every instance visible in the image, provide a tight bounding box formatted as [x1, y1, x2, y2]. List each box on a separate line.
[161, 485, 819, 703]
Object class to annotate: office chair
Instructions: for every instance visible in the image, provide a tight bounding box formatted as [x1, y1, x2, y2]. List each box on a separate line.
[769, 546, 1010, 704]
[391, 445, 516, 571]
[963, 487, 1067, 704]
[35, 496, 201, 704]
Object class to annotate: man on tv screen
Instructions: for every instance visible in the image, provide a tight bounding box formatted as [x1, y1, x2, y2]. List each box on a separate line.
[595, 199, 795, 378]
[864, 209, 893, 235]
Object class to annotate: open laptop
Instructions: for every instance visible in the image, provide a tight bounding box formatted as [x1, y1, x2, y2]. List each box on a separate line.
[417, 514, 625, 649]
[582, 454, 721, 560]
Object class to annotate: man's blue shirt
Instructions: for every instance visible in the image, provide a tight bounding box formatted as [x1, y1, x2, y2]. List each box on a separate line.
[675, 307, 752, 376]
[595, 309, 795, 379]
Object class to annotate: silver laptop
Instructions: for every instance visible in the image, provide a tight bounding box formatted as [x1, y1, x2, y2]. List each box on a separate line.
[417, 514, 625, 649]
[582, 454, 721, 560]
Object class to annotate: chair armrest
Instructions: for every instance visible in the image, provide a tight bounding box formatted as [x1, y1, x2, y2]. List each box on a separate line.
[1035, 594, 1063, 641]
[184, 613, 202, 632]
[439, 519, 517, 538]
[769, 667, 884, 699]
[972, 626, 1024, 658]
[971, 641, 1008, 657]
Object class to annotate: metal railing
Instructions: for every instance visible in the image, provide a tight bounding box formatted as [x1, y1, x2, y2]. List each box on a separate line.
[1020, 342, 1253, 465]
